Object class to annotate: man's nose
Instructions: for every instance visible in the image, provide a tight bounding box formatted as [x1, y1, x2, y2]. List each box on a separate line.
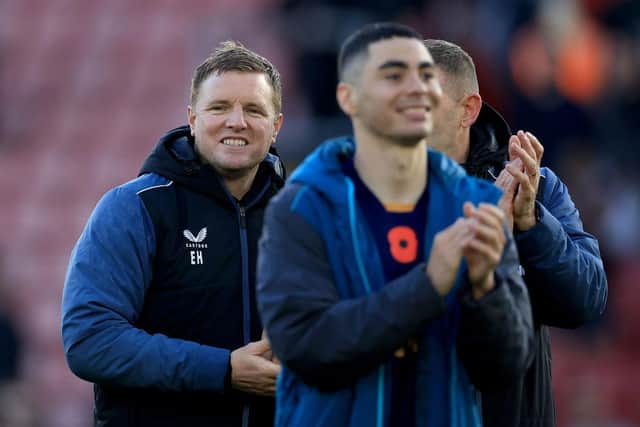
[406, 72, 429, 94]
[225, 104, 247, 130]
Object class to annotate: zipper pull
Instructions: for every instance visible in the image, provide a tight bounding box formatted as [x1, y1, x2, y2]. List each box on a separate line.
[239, 205, 247, 229]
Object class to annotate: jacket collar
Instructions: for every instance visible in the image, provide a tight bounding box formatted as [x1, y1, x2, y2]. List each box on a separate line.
[464, 102, 511, 181]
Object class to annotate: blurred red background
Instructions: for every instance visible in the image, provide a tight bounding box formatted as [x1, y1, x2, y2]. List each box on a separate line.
[1, 0, 638, 426]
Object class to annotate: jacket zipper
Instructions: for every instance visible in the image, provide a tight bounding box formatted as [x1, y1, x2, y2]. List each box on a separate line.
[238, 203, 250, 427]
[345, 178, 385, 427]
[238, 204, 250, 344]
[228, 179, 272, 427]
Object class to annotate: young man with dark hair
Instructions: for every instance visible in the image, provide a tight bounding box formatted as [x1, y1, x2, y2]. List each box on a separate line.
[425, 38, 608, 427]
[62, 41, 284, 427]
[257, 23, 534, 427]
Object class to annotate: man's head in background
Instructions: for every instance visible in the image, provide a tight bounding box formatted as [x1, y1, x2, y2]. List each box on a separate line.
[425, 39, 482, 162]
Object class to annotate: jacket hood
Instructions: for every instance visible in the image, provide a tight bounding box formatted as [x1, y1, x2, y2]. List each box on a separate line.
[289, 136, 354, 204]
[139, 125, 285, 201]
[464, 102, 511, 181]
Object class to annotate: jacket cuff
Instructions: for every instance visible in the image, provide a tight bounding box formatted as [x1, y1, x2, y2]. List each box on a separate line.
[224, 353, 233, 392]
[514, 202, 562, 261]
[190, 346, 231, 393]
[460, 274, 502, 307]
[412, 264, 447, 318]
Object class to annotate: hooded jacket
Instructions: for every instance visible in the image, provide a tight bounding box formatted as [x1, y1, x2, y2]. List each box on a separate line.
[62, 126, 284, 427]
[465, 103, 608, 427]
[257, 137, 534, 427]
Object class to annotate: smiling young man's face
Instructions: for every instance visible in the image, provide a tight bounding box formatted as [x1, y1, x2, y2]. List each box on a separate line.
[188, 71, 283, 179]
[345, 37, 442, 146]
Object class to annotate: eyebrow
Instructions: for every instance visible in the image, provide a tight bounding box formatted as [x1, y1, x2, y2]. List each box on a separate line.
[378, 60, 434, 71]
[206, 100, 230, 107]
[245, 102, 267, 111]
[205, 100, 266, 108]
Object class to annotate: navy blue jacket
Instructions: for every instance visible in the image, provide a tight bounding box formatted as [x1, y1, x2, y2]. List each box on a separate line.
[257, 137, 534, 427]
[61, 126, 284, 427]
[464, 103, 608, 427]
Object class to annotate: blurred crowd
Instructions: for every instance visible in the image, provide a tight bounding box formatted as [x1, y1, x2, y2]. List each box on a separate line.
[1, 0, 638, 425]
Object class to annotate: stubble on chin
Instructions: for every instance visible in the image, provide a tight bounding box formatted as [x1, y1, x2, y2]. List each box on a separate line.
[392, 127, 431, 147]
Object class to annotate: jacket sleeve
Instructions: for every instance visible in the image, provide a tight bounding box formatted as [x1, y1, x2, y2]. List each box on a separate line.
[257, 185, 446, 390]
[514, 168, 607, 328]
[61, 185, 230, 392]
[457, 226, 535, 391]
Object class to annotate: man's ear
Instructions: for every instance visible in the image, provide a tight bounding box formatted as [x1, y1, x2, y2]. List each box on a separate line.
[271, 113, 284, 144]
[187, 105, 196, 136]
[336, 82, 357, 117]
[460, 93, 482, 128]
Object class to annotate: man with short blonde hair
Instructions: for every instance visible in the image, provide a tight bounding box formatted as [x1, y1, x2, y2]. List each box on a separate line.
[62, 41, 285, 427]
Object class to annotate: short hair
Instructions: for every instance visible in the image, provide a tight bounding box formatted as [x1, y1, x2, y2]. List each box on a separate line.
[338, 22, 424, 83]
[190, 41, 282, 114]
[424, 39, 479, 97]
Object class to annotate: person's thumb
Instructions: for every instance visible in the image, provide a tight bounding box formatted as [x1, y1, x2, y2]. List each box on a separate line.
[246, 339, 271, 355]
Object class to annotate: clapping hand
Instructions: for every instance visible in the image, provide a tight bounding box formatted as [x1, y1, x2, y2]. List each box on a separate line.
[503, 131, 544, 232]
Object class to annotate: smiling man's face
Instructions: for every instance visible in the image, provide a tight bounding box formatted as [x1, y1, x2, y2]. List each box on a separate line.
[188, 71, 283, 179]
[347, 37, 442, 146]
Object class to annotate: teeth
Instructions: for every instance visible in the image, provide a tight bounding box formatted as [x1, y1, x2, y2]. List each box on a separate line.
[403, 107, 427, 113]
[222, 138, 247, 146]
